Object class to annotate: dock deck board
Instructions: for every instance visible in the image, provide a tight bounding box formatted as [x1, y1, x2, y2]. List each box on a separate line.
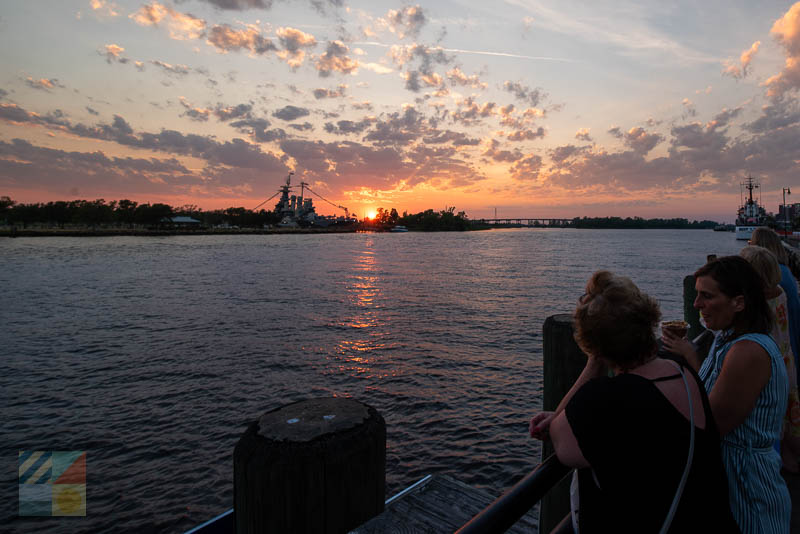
[351, 475, 537, 534]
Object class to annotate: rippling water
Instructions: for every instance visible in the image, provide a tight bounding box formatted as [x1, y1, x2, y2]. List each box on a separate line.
[0, 229, 743, 533]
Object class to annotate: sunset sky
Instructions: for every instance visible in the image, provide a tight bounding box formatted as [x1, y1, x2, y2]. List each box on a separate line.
[1, 1, 799, 222]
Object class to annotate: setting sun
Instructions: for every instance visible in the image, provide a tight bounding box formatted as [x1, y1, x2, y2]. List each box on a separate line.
[365, 210, 377, 220]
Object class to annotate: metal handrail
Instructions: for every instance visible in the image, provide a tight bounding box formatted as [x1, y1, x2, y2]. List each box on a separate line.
[455, 454, 571, 534]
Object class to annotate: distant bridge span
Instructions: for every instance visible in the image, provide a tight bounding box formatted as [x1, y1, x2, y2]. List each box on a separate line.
[479, 218, 573, 227]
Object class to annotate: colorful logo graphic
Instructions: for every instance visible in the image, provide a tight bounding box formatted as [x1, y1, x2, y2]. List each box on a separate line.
[19, 451, 86, 516]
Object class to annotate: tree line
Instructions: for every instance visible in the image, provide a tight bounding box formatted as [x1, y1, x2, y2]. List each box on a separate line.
[569, 216, 720, 229]
[0, 197, 282, 229]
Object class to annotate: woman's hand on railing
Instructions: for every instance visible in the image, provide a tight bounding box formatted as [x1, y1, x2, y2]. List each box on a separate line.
[529, 411, 555, 440]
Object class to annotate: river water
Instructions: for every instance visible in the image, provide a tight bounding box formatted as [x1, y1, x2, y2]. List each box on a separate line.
[0, 229, 743, 533]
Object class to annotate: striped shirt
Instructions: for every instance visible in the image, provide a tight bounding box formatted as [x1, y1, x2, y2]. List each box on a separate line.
[699, 331, 791, 534]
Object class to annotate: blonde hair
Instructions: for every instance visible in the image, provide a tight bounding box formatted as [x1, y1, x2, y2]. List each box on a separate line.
[573, 270, 661, 370]
[750, 228, 788, 264]
[740, 245, 781, 291]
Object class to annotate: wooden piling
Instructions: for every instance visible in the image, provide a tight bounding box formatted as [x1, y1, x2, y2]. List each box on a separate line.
[233, 397, 386, 534]
[541, 314, 587, 534]
[683, 275, 703, 340]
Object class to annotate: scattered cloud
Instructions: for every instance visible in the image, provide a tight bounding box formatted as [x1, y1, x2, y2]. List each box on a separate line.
[130, 2, 206, 41]
[206, 24, 277, 54]
[90, 0, 120, 17]
[623, 127, 662, 154]
[99, 44, 129, 64]
[193, 0, 274, 10]
[276, 27, 317, 68]
[503, 80, 545, 107]
[25, 77, 64, 91]
[273, 105, 310, 121]
[722, 41, 760, 79]
[575, 128, 592, 142]
[385, 5, 426, 39]
[313, 85, 347, 99]
[315, 40, 359, 77]
[150, 60, 191, 76]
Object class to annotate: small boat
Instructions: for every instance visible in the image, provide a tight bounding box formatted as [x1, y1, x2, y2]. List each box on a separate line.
[735, 175, 767, 240]
[390, 225, 409, 232]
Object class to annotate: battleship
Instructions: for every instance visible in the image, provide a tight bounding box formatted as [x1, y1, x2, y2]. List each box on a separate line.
[735, 175, 768, 240]
[262, 172, 357, 228]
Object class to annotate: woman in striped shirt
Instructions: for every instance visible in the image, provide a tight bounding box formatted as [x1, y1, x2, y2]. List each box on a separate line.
[663, 256, 791, 533]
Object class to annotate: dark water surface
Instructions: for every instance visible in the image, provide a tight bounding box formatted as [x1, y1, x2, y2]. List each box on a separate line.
[1, 229, 743, 533]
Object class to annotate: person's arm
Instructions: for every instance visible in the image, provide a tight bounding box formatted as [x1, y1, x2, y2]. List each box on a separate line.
[661, 329, 702, 371]
[708, 339, 771, 436]
[529, 356, 607, 439]
[549, 410, 590, 468]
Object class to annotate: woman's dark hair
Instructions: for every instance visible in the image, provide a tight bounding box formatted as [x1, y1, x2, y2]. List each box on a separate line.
[694, 255, 773, 336]
[573, 270, 661, 370]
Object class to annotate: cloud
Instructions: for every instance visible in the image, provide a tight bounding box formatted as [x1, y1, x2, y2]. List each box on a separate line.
[273, 105, 310, 121]
[385, 5, 426, 39]
[722, 41, 760, 79]
[764, 3, 800, 97]
[90, 0, 120, 17]
[0, 89, 7, 100]
[623, 127, 662, 154]
[390, 44, 453, 70]
[483, 139, 524, 162]
[288, 122, 314, 131]
[150, 60, 191, 76]
[206, 24, 277, 54]
[315, 41, 359, 77]
[86, 107, 100, 116]
[214, 103, 253, 121]
[364, 106, 428, 146]
[0, 138, 198, 196]
[99, 44, 129, 64]
[422, 130, 480, 146]
[313, 84, 347, 99]
[193, 0, 274, 9]
[179, 97, 211, 121]
[229, 118, 286, 142]
[276, 27, 317, 68]
[446, 68, 486, 89]
[24, 77, 64, 91]
[506, 127, 546, 141]
[352, 101, 373, 110]
[682, 98, 697, 117]
[510, 154, 543, 181]
[744, 99, 800, 133]
[130, 2, 206, 41]
[608, 126, 623, 138]
[324, 118, 375, 135]
[0, 102, 287, 172]
[503, 80, 545, 107]
[575, 128, 592, 142]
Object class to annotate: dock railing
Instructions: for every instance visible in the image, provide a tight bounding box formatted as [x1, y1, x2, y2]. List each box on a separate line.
[455, 454, 572, 534]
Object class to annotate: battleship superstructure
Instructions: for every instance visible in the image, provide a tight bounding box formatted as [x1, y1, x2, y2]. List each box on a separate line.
[272, 172, 356, 227]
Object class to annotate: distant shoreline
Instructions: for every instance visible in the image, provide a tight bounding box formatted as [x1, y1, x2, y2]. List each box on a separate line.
[0, 227, 359, 237]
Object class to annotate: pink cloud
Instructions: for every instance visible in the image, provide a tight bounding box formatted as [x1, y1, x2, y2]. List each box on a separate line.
[764, 2, 800, 97]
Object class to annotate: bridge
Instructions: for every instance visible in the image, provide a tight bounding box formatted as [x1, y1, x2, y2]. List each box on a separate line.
[478, 218, 573, 227]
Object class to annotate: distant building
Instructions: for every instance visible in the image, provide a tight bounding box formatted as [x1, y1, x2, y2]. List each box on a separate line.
[163, 216, 202, 226]
[778, 203, 800, 226]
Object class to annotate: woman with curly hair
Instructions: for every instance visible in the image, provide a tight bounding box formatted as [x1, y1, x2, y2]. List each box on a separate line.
[530, 270, 738, 533]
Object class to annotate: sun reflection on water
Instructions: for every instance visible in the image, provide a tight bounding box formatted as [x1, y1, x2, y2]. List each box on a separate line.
[329, 237, 398, 379]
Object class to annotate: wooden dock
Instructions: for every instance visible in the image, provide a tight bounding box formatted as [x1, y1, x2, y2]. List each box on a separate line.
[351, 474, 538, 534]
